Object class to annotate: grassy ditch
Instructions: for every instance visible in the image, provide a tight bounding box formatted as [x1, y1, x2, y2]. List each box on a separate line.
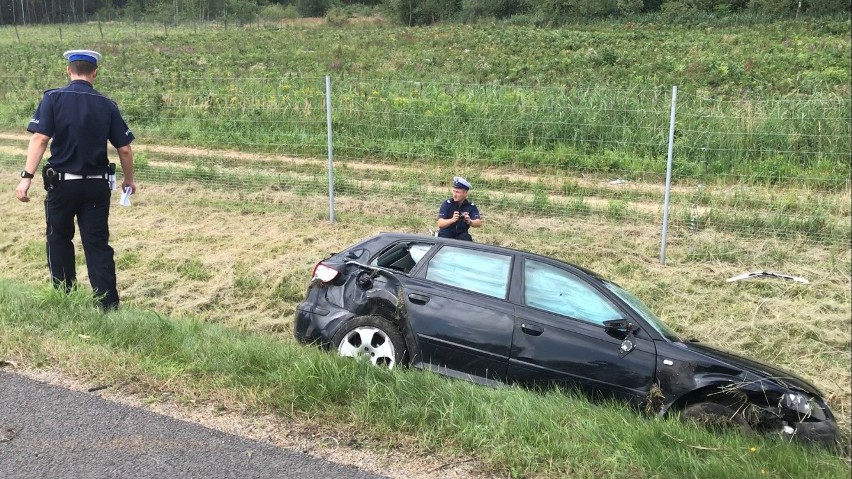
[0, 280, 848, 479]
[0, 162, 849, 436]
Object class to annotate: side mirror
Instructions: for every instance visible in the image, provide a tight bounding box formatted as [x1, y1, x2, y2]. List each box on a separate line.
[603, 319, 637, 358]
[603, 319, 636, 333]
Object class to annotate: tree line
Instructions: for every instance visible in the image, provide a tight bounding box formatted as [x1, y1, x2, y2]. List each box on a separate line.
[1, 0, 848, 26]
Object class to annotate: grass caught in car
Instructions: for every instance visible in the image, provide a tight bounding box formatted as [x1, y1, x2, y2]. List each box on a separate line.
[0, 280, 847, 479]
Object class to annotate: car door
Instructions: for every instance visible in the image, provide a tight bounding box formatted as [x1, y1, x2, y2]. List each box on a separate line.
[507, 257, 657, 401]
[403, 244, 515, 383]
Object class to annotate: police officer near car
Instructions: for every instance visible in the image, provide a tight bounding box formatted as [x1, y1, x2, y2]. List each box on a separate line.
[15, 49, 136, 311]
[436, 176, 482, 241]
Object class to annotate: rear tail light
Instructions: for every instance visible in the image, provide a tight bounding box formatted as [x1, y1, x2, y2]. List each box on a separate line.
[312, 262, 340, 283]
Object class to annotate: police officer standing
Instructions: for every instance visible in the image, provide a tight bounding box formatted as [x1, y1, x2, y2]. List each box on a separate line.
[15, 49, 136, 311]
[436, 176, 482, 241]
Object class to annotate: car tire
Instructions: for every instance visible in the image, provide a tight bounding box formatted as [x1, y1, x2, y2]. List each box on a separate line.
[680, 402, 753, 434]
[331, 316, 407, 369]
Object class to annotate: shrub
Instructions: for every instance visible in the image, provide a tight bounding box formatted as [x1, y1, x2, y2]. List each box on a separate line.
[385, 0, 462, 26]
[807, 0, 852, 15]
[459, 0, 527, 23]
[748, 0, 795, 15]
[259, 4, 290, 22]
[283, 5, 300, 19]
[297, 0, 334, 17]
[531, 0, 619, 26]
[617, 0, 645, 15]
[227, 0, 259, 25]
[326, 6, 350, 26]
[342, 3, 378, 17]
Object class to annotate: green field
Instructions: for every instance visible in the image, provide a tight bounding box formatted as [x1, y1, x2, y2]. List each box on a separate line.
[0, 17, 850, 478]
[0, 18, 849, 188]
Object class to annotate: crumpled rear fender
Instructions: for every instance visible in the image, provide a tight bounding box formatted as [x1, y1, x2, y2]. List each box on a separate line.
[337, 268, 422, 364]
[344, 270, 400, 317]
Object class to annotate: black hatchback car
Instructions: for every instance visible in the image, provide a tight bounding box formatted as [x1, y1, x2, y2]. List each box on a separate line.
[294, 233, 839, 445]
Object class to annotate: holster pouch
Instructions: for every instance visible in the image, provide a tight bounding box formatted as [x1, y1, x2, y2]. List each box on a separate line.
[108, 163, 117, 190]
[42, 164, 58, 191]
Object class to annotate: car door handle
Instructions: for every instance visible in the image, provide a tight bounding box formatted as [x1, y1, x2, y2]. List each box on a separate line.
[408, 293, 430, 305]
[521, 323, 544, 336]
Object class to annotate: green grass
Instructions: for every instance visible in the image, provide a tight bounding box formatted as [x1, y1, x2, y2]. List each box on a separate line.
[0, 20, 848, 189]
[0, 279, 847, 478]
[176, 258, 214, 281]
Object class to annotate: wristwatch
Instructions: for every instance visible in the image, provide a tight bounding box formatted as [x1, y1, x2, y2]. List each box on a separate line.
[20, 170, 35, 179]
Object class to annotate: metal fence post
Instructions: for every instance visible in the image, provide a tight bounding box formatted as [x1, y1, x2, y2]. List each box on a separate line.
[660, 85, 678, 265]
[325, 75, 335, 223]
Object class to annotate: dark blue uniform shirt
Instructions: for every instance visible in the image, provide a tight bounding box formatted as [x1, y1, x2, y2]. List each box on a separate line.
[27, 79, 134, 175]
[437, 198, 481, 239]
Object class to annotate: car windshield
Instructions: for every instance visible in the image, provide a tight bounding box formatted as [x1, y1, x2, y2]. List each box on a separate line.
[602, 281, 682, 342]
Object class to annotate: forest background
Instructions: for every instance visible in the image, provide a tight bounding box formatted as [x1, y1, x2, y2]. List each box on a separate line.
[1, 0, 850, 28]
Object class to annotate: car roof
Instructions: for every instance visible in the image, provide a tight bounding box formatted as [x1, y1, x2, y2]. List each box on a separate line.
[371, 232, 606, 280]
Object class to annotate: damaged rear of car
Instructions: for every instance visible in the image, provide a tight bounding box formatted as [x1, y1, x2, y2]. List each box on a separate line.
[294, 234, 426, 369]
[293, 233, 840, 447]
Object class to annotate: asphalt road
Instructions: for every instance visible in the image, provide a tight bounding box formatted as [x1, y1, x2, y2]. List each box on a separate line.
[0, 370, 387, 479]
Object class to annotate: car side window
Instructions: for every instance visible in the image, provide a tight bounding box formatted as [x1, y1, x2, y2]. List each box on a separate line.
[524, 259, 621, 326]
[425, 246, 512, 299]
[372, 242, 435, 274]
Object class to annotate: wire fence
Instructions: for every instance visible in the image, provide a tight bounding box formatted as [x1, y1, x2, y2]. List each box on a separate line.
[0, 75, 848, 254]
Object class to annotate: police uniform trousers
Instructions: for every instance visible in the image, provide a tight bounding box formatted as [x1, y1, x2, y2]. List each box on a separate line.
[44, 178, 118, 309]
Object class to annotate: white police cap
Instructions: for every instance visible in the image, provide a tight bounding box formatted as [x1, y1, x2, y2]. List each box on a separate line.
[453, 176, 471, 190]
[63, 50, 102, 66]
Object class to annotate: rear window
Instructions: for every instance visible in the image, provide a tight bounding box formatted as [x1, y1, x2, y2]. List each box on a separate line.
[372, 242, 435, 274]
[425, 246, 512, 299]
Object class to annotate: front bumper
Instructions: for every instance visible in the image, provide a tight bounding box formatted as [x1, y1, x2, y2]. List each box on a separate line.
[783, 419, 840, 447]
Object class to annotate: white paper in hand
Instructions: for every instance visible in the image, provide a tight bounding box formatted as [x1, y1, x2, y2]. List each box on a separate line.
[120, 186, 132, 207]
